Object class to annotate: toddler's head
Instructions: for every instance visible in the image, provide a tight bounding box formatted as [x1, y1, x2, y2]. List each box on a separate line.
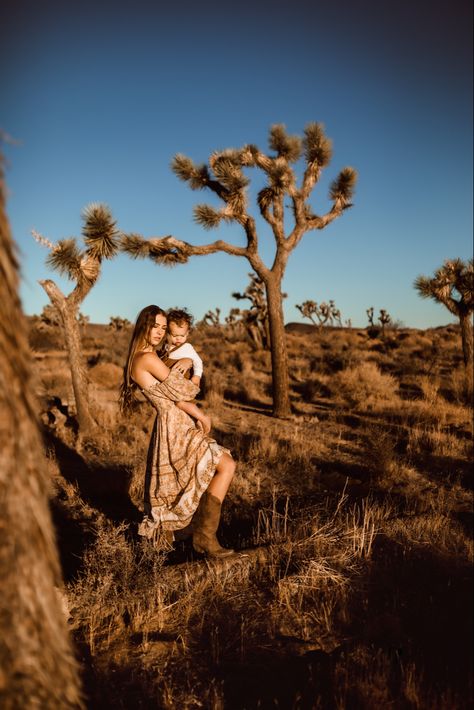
[167, 308, 194, 348]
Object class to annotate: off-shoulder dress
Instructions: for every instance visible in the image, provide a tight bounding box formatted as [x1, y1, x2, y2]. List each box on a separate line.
[137, 368, 229, 539]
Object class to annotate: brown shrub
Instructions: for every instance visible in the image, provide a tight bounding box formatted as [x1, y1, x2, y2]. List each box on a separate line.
[331, 362, 399, 410]
[89, 362, 123, 388]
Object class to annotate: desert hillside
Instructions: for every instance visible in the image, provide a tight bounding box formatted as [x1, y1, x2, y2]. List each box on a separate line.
[30, 318, 473, 709]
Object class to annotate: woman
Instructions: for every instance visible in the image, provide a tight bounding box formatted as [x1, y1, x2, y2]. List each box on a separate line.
[120, 305, 235, 557]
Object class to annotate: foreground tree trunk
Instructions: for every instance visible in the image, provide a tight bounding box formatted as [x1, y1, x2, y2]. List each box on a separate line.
[0, 155, 83, 707]
[40, 279, 97, 436]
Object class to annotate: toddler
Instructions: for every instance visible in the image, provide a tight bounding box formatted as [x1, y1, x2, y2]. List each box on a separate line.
[163, 309, 211, 433]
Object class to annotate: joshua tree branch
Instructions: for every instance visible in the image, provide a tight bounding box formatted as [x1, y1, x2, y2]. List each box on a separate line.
[153, 235, 249, 259]
[259, 198, 285, 246]
[301, 163, 321, 200]
[306, 204, 343, 232]
[39, 279, 66, 309]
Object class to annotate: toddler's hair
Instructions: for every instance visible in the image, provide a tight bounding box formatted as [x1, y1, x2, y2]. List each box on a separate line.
[167, 308, 194, 329]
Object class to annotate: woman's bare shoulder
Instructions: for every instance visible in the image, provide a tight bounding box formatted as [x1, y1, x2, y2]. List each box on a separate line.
[132, 351, 168, 386]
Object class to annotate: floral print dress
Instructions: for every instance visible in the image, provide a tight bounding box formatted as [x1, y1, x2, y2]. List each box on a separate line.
[137, 368, 229, 538]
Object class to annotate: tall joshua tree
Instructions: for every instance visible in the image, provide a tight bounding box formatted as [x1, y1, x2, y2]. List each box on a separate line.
[415, 259, 474, 393]
[1, 150, 83, 707]
[34, 204, 119, 434]
[121, 123, 357, 417]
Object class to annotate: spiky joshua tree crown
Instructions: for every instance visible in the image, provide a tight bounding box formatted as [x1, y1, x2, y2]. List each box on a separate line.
[34, 203, 119, 288]
[120, 123, 357, 267]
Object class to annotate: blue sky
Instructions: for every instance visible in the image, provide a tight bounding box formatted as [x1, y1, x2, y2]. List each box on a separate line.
[2, 0, 472, 328]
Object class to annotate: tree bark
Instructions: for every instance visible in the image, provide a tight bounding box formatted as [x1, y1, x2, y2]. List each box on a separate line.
[39, 280, 96, 435]
[459, 311, 473, 395]
[62, 305, 96, 434]
[264, 275, 291, 417]
[1, 159, 83, 707]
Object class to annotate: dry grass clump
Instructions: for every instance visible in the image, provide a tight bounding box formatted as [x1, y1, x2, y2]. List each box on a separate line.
[331, 361, 400, 410]
[68, 521, 170, 655]
[406, 419, 472, 460]
[202, 367, 226, 408]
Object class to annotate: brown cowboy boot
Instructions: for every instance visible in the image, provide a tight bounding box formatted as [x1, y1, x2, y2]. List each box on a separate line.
[192, 492, 234, 557]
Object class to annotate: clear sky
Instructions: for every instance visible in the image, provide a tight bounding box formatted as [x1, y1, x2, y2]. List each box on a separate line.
[2, 0, 472, 328]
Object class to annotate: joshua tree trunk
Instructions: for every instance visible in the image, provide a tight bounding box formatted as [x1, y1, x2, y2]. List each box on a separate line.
[459, 311, 473, 393]
[264, 274, 291, 417]
[1, 154, 83, 707]
[39, 279, 96, 435]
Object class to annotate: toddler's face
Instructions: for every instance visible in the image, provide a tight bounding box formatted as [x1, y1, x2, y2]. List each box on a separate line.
[167, 321, 189, 348]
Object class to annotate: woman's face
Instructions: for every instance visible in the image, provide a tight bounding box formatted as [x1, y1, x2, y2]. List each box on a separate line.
[147, 314, 167, 346]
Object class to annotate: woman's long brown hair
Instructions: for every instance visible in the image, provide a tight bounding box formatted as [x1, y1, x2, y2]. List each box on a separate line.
[119, 305, 167, 413]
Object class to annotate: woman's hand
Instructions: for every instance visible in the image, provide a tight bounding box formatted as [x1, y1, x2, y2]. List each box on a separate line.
[172, 358, 193, 375]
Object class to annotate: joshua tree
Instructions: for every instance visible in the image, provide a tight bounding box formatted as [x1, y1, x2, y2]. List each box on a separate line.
[415, 259, 474, 393]
[366, 307, 375, 327]
[1, 151, 83, 707]
[296, 299, 343, 328]
[225, 307, 242, 327]
[33, 204, 119, 434]
[378, 309, 391, 337]
[108, 315, 131, 331]
[201, 307, 221, 327]
[366, 307, 392, 339]
[296, 300, 319, 325]
[231, 273, 283, 350]
[121, 123, 357, 417]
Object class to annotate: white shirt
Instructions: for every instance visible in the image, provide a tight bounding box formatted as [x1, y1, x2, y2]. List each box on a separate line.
[164, 342, 203, 378]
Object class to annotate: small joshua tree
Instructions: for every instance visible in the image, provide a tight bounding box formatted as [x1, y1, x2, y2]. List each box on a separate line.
[366, 307, 392, 339]
[366, 307, 375, 327]
[201, 307, 221, 327]
[415, 259, 474, 394]
[231, 273, 282, 349]
[108, 315, 131, 331]
[225, 307, 242, 327]
[296, 300, 319, 325]
[378, 309, 391, 337]
[296, 299, 342, 328]
[33, 204, 119, 434]
[122, 123, 357, 416]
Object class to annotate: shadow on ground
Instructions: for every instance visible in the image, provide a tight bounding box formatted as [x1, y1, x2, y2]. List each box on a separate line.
[45, 430, 142, 579]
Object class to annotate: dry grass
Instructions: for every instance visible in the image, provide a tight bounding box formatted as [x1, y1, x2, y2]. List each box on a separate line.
[28, 319, 473, 708]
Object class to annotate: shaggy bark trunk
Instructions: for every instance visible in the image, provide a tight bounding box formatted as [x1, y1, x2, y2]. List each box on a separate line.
[265, 275, 291, 418]
[459, 311, 473, 395]
[1, 158, 83, 707]
[62, 305, 96, 434]
[39, 280, 96, 435]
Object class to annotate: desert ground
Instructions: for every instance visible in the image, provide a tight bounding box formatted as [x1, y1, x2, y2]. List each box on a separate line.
[30, 317, 473, 709]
